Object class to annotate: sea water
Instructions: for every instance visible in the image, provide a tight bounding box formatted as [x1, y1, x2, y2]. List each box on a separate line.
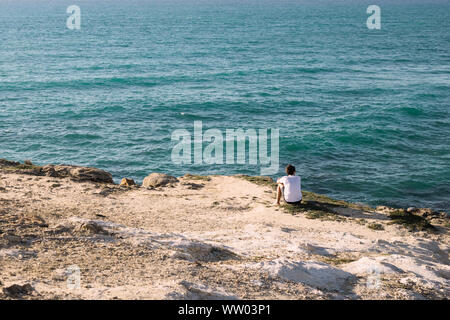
[0, 0, 449, 210]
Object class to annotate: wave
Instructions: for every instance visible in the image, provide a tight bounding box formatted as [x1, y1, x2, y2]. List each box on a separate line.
[63, 133, 103, 140]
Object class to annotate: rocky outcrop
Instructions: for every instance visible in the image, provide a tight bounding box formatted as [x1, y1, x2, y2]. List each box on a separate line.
[142, 173, 178, 188]
[342, 257, 404, 276]
[41, 165, 113, 184]
[0, 159, 42, 176]
[251, 259, 356, 291]
[0, 159, 114, 184]
[0, 159, 20, 167]
[377, 206, 448, 220]
[406, 207, 448, 219]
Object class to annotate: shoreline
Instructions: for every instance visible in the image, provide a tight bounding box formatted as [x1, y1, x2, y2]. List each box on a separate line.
[0, 158, 448, 215]
[0, 158, 448, 299]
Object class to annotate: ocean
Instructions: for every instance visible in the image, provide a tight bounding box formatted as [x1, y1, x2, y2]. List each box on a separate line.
[0, 0, 449, 210]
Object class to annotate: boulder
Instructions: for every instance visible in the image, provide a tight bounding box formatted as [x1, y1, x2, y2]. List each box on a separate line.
[406, 207, 418, 213]
[142, 173, 178, 188]
[120, 178, 136, 187]
[41, 165, 113, 184]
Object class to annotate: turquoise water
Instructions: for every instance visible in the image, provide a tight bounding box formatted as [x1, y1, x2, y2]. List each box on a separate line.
[0, 0, 449, 210]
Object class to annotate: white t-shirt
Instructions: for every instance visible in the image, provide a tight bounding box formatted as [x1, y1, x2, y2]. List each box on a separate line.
[278, 175, 302, 202]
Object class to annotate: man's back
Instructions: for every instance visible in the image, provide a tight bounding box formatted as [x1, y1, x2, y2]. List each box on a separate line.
[279, 175, 302, 202]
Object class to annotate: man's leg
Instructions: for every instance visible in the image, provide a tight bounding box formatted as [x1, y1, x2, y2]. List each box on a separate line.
[275, 184, 283, 205]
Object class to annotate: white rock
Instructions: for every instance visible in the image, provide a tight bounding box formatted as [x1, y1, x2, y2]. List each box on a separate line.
[342, 257, 403, 275]
[254, 259, 355, 291]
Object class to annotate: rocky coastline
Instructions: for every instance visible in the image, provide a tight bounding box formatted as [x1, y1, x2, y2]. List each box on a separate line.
[0, 159, 448, 300]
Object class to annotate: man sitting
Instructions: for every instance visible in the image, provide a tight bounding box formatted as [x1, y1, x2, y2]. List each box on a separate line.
[275, 164, 302, 205]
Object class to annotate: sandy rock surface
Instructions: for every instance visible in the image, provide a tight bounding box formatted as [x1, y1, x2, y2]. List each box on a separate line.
[0, 170, 448, 300]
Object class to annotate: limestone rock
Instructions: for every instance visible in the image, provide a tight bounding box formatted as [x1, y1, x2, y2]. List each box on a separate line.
[376, 206, 399, 214]
[406, 207, 446, 219]
[142, 173, 178, 188]
[41, 164, 113, 184]
[406, 207, 418, 213]
[342, 257, 404, 276]
[120, 178, 136, 187]
[253, 259, 355, 291]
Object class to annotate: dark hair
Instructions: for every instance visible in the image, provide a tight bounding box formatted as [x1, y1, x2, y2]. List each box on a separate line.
[286, 164, 295, 175]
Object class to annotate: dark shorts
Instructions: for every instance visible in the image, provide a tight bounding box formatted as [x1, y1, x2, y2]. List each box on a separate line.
[285, 199, 302, 205]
